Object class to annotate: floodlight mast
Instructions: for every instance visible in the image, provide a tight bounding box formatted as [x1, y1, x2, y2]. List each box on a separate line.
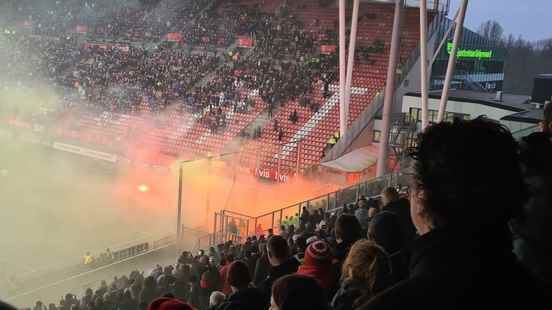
[437, 0, 469, 122]
[376, 0, 403, 177]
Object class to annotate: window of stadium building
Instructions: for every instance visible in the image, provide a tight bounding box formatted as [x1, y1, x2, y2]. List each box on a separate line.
[408, 107, 470, 124]
[373, 130, 382, 143]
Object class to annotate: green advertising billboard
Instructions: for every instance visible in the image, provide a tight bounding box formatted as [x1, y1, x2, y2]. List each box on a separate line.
[447, 42, 493, 59]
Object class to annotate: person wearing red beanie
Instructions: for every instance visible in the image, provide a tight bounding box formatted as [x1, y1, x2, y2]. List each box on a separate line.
[296, 240, 338, 292]
[147, 297, 196, 310]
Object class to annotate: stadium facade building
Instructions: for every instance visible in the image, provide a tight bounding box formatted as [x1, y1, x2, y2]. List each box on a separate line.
[430, 19, 507, 92]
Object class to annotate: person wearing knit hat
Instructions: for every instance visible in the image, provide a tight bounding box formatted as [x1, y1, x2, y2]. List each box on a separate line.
[306, 235, 319, 246]
[296, 240, 338, 292]
[147, 297, 196, 310]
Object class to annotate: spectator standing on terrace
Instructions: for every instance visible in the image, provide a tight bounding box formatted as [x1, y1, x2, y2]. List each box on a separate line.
[97, 280, 109, 297]
[300, 207, 311, 225]
[139, 276, 158, 310]
[217, 261, 267, 310]
[296, 240, 338, 293]
[178, 251, 192, 265]
[218, 254, 234, 295]
[260, 236, 300, 298]
[83, 252, 93, 265]
[333, 215, 363, 265]
[355, 198, 370, 232]
[105, 248, 114, 261]
[174, 264, 192, 301]
[81, 288, 93, 309]
[253, 241, 270, 287]
[358, 117, 547, 310]
[368, 187, 416, 259]
[382, 187, 417, 245]
[34, 301, 46, 310]
[289, 110, 298, 124]
[200, 258, 222, 309]
[119, 290, 138, 310]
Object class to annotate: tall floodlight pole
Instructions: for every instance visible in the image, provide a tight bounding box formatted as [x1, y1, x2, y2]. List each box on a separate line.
[176, 163, 183, 247]
[345, 0, 360, 120]
[339, 0, 347, 137]
[437, 0, 468, 122]
[376, 0, 403, 177]
[420, 0, 430, 130]
[175, 158, 195, 248]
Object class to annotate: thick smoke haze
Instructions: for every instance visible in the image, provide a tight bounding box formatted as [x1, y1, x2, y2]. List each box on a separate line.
[0, 2, 340, 306]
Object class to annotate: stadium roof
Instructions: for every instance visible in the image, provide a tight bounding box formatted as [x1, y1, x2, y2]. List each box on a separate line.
[405, 90, 532, 112]
[501, 109, 544, 124]
[321, 146, 377, 172]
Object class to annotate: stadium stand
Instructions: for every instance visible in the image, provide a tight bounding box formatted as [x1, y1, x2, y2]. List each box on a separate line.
[2, 1, 551, 309]
[3, 0, 431, 176]
[239, 2, 432, 177]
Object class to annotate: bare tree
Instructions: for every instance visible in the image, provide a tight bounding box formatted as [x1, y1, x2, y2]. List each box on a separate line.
[503, 35, 552, 95]
[478, 20, 504, 44]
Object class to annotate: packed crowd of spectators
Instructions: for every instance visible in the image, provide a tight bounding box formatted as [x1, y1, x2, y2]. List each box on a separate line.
[13, 113, 551, 310]
[73, 47, 220, 113]
[7, 0, 213, 41]
[3, 0, 338, 141]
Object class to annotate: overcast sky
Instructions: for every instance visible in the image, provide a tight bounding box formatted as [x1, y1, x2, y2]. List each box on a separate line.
[448, 0, 551, 41]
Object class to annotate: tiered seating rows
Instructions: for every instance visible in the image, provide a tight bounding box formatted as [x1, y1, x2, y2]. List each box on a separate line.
[240, 2, 423, 176]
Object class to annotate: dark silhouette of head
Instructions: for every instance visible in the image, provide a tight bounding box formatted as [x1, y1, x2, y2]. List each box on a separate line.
[381, 187, 400, 206]
[227, 260, 251, 290]
[334, 214, 362, 243]
[271, 274, 328, 310]
[267, 235, 290, 266]
[408, 117, 526, 234]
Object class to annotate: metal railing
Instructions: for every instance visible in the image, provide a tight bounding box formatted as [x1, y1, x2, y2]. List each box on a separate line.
[8, 232, 177, 299]
[512, 125, 539, 141]
[205, 172, 407, 246]
[243, 137, 331, 178]
[405, 0, 451, 14]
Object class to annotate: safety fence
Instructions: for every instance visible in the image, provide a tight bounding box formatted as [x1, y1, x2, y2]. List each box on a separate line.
[242, 138, 331, 183]
[200, 172, 407, 248]
[512, 125, 539, 141]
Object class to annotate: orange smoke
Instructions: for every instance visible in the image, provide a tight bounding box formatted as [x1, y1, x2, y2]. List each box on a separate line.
[58, 106, 341, 235]
[109, 155, 338, 235]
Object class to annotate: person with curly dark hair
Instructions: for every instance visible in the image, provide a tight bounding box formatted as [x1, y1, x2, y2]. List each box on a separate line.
[358, 117, 546, 310]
